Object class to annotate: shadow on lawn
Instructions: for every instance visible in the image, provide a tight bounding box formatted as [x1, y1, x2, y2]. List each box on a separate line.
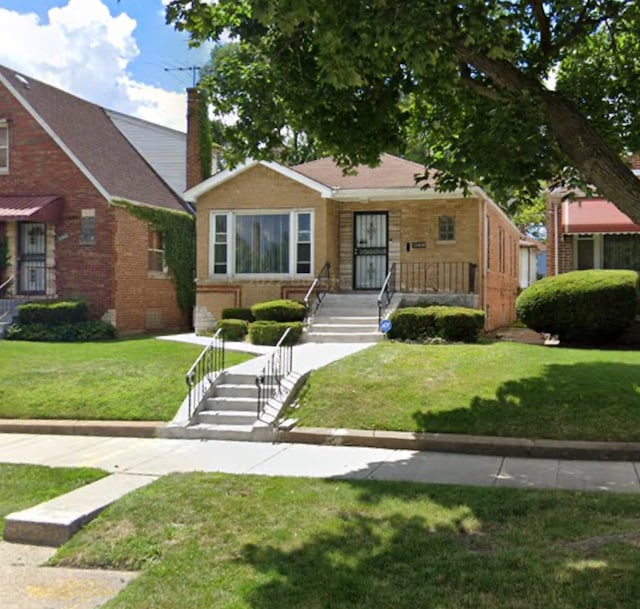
[238, 480, 640, 608]
[413, 362, 640, 441]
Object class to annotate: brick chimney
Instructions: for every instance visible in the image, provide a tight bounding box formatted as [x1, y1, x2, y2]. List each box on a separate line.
[186, 87, 203, 190]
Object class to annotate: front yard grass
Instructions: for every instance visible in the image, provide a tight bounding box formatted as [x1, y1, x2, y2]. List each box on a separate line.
[0, 464, 105, 531]
[0, 338, 252, 421]
[294, 341, 640, 442]
[52, 473, 640, 608]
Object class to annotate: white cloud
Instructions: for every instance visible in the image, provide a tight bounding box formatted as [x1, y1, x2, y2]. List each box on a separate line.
[0, 0, 186, 131]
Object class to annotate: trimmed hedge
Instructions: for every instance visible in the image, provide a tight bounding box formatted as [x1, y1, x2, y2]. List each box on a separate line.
[221, 307, 255, 322]
[387, 305, 485, 343]
[216, 319, 249, 341]
[17, 300, 89, 325]
[6, 320, 116, 342]
[516, 269, 639, 344]
[249, 321, 303, 345]
[251, 299, 306, 322]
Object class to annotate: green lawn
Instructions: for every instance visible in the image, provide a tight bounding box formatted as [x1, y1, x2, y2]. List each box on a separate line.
[0, 338, 252, 421]
[52, 473, 640, 609]
[294, 341, 640, 442]
[0, 464, 105, 531]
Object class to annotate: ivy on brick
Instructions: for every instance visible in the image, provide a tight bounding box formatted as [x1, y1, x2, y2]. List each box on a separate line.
[113, 201, 196, 317]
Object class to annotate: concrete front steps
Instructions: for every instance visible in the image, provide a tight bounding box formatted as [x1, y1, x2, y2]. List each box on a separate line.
[304, 293, 383, 343]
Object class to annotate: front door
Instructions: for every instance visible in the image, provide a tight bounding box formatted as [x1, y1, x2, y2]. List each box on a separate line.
[353, 212, 388, 289]
[17, 221, 47, 295]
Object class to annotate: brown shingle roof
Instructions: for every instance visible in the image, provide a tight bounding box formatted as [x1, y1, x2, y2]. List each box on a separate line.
[292, 153, 428, 189]
[0, 64, 186, 213]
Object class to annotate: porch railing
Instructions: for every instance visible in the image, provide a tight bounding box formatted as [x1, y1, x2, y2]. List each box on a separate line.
[185, 329, 226, 418]
[377, 263, 397, 325]
[396, 262, 478, 294]
[303, 262, 330, 321]
[256, 328, 293, 422]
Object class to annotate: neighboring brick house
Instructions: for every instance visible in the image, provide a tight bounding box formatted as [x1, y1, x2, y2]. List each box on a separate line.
[546, 189, 640, 277]
[0, 64, 193, 334]
[186, 154, 521, 332]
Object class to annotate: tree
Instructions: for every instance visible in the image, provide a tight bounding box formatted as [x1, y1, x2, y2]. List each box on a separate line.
[166, 1, 640, 222]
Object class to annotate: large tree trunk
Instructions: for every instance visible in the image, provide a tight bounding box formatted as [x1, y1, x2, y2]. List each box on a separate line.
[541, 91, 640, 224]
[456, 46, 640, 224]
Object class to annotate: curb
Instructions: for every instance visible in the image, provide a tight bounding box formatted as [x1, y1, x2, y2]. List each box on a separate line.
[0, 419, 164, 438]
[2, 419, 640, 462]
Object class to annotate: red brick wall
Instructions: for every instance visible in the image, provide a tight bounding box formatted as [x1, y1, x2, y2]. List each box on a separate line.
[113, 207, 188, 334]
[0, 83, 117, 317]
[546, 196, 574, 276]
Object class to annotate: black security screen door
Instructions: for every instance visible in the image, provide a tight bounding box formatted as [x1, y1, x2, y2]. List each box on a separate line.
[353, 212, 388, 289]
[17, 221, 47, 295]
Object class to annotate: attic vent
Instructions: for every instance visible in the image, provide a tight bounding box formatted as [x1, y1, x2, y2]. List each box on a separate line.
[14, 74, 30, 89]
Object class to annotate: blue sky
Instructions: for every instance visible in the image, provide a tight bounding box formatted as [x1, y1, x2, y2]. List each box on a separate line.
[0, 0, 213, 130]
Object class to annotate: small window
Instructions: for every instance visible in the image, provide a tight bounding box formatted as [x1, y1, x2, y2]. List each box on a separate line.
[148, 229, 166, 273]
[80, 209, 95, 245]
[0, 119, 9, 172]
[212, 213, 228, 275]
[438, 216, 455, 241]
[296, 212, 312, 274]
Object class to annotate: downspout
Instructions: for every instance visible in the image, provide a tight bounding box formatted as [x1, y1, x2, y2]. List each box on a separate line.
[554, 201, 559, 276]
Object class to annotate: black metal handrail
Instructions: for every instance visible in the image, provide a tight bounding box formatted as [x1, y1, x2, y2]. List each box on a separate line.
[185, 328, 226, 417]
[303, 262, 330, 321]
[396, 262, 478, 294]
[377, 263, 397, 325]
[256, 328, 294, 422]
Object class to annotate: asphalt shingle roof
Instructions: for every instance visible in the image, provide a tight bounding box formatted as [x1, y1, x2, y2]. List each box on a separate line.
[0, 64, 186, 213]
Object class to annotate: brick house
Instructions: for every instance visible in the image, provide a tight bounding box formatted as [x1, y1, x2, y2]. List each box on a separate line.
[546, 190, 640, 277]
[186, 153, 521, 332]
[0, 64, 192, 334]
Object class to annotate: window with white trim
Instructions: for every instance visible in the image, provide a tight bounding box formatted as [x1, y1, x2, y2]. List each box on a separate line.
[148, 229, 166, 273]
[0, 119, 8, 173]
[211, 210, 313, 276]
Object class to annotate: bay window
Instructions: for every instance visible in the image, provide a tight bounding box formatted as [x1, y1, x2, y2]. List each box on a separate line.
[211, 210, 313, 276]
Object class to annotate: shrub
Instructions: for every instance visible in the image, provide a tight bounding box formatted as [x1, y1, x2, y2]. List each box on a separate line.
[17, 300, 89, 325]
[516, 269, 639, 344]
[216, 319, 249, 341]
[251, 299, 306, 322]
[5, 320, 116, 342]
[221, 307, 255, 322]
[249, 321, 303, 345]
[387, 305, 485, 343]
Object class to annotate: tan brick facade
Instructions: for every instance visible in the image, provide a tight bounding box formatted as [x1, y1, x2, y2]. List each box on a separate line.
[0, 76, 188, 335]
[193, 163, 520, 332]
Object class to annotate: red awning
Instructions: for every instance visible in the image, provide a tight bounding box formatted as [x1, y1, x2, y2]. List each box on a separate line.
[562, 198, 640, 234]
[0, 195, 64, 223]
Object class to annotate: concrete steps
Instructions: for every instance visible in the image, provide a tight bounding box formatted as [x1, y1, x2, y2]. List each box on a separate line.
[304, 293, 382, 343]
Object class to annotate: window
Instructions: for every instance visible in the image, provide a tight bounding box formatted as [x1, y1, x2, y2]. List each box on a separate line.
[80, 209, 95, 245]
[148, 229, 166, 273]
[603, 234, 640, 271]
[576, 236, 595, 270]
[438, 216, 455, 241]
[211, 210, 313, 276]
[0, 119, 8, 173]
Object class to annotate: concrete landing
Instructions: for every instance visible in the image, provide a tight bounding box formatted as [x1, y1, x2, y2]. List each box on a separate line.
[4, 473, 158, 546]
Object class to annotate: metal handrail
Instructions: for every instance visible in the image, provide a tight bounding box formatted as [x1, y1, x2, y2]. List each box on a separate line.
[303, 262, 330, 321]
[185, 328, 226, 417]
[256, 328, 294, 422]
[0, 274, 14, 296]
[377, 263, 396, 325]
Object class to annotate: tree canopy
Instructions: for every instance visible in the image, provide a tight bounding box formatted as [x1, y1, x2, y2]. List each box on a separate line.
[167, 0, 640, 222]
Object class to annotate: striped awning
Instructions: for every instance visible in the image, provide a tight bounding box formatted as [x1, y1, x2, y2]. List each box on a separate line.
[0, 195, 63, 223]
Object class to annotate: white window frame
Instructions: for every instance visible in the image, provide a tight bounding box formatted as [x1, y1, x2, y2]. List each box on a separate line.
[0, 119, 9, 174]
[209, 209, 314, 278]
[574, 234, 602, 270]
[148, 227, 168, 274]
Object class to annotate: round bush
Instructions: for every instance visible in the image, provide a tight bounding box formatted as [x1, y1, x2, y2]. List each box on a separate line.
[251, 299, 306, 322]
[216, 318, 249, 341]
[516, 270, 639, 344]
[249, 321, 303, 345]
[221, 307, 255, 322]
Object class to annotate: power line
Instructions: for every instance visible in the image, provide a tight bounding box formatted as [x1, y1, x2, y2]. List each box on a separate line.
[164, 66, 201, 87]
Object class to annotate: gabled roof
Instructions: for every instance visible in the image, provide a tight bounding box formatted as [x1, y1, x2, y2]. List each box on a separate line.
[0, 64, 187, 213]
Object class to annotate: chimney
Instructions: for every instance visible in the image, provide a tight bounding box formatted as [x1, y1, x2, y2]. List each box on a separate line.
[186, 87, 203, 190]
